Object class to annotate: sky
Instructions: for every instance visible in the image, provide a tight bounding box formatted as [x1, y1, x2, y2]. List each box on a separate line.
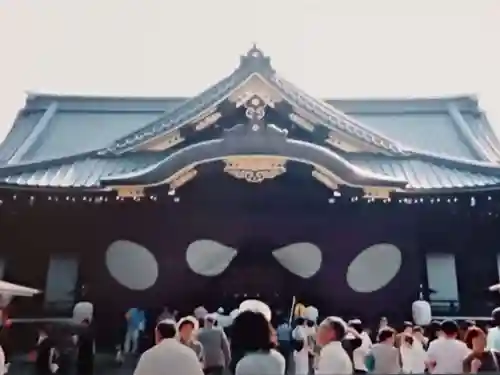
[0, 0, 499, 142]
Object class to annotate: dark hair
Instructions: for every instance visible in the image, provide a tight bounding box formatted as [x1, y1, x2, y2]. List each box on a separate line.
[156, 320, 177, 340]
[231, 311, 272, 353]
[350, 322, 363, 334]
[464, 326, 485, 349]
[323, 317, 347, 341]
[295, 317, 305, 325]
[404, 334, 414, 345]
[178, 319, 195, 331]
[465, 320, 476, 328]
[441, 320, 459, 336]
[306, 320, 315, 327]
[378, 327, 395, 342]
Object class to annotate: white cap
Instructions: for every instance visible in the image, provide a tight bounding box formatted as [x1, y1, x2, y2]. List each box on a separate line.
[177, 316, 199, 330]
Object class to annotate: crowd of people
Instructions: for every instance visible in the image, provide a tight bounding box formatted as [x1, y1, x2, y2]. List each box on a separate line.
[124, 302, 500, 375]
[5, 301, 500, 374]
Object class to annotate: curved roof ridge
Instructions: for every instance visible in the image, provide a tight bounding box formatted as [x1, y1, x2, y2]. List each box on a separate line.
[272, 73, 408, 154]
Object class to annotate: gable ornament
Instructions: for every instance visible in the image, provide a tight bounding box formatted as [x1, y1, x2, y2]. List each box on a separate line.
[223, 156, 286, 183]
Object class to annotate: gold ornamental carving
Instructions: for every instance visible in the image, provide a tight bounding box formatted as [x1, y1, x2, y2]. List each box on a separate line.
[223, 156, 286, 183]
[194, 112, 222, 131]
[363, 187, 393, 199]
[289, 113, 314, 132]
[116, 186, 145, 198]
[191, 107, 217, 123]
[311, 168, 339, 191]
[293, 107, 322, 124]
[228, 74, 283, 107]
[325, 133, 362, 152]
[142, 130, 184, 151]
[167, 168, 198, 190]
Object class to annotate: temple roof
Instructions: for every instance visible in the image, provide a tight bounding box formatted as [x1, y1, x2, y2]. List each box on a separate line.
[0, 151, 499, 192]
[2, 92, 497, 165]
[0, 46, 499, 193]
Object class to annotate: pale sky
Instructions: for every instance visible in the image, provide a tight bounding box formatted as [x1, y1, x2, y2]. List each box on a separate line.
[0, 0, 499, 143]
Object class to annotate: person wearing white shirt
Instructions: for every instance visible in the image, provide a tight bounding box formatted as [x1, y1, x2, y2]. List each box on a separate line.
[348, 319, 372, 373]
[233, 311, 285, 375]
[292, 317, 310, 375]
[133, 319, 203, 375]
[426, 320, 470, 374]
[316, 316, 353, 375]
[0, 345, 5, 375]
[487, 307, 500, 350]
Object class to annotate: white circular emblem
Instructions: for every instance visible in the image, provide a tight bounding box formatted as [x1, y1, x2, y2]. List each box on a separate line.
[105, 240, 159, 290]
[346, 243, 402, 293]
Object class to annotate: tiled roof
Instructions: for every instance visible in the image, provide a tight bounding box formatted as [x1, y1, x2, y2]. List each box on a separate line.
[2, 92, 496, 164]
[0, 152, 499, 191]
[103, 46, 405, 155]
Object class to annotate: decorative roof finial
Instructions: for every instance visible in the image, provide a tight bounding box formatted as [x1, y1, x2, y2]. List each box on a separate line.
[239, 43, 273, 72]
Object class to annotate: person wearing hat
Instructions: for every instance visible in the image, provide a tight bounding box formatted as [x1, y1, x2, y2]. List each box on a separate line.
[133, 319, 203, 375]
[196, 314, 230, 375]
[177, 316, 204, 365]
[487, 307, 500, 350]
[348, 319, 372, 374]
[426, 319, 470, 373]
[316, 316, 353, 374]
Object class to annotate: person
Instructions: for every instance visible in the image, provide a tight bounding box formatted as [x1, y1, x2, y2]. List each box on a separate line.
[405, 326, 427, 373]
[124, 307, 146, 355]
[133, 319, 203, 375]
[399, 332, 426, 374]
[157, 306, 175, 322]
[487, 307, 500, 350]
[412, 325, 429, 350]
[197, 314, 230, 375]
[291, 317, 309, 375]
[35, 326, 59, 375]
[177, 316, 205, 365]
[463, 326, 500, 373]
[232, 310, 285, 375]
[315, 316, 353, 374]
[349, 319, 372, 374]
[426, 319, 470, 373]
[305, 319, 318, 374]
[275, 318, 292, 372]
[366, 327, 400, 374]
[75, 319, 95, 375]
[377, 317, 388, 337]
[0, 344, 5, 375]
[269, 324, 286, 375]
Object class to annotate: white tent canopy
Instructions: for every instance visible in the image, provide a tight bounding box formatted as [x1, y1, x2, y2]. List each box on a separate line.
[0, 280, 41, 297]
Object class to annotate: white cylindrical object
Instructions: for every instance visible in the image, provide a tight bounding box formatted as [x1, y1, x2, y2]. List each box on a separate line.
[412, 300, 431, 326]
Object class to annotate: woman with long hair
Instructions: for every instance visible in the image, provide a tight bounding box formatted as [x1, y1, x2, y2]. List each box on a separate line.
[230, 310, 285, 375]
[463, 326, 500, 373]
